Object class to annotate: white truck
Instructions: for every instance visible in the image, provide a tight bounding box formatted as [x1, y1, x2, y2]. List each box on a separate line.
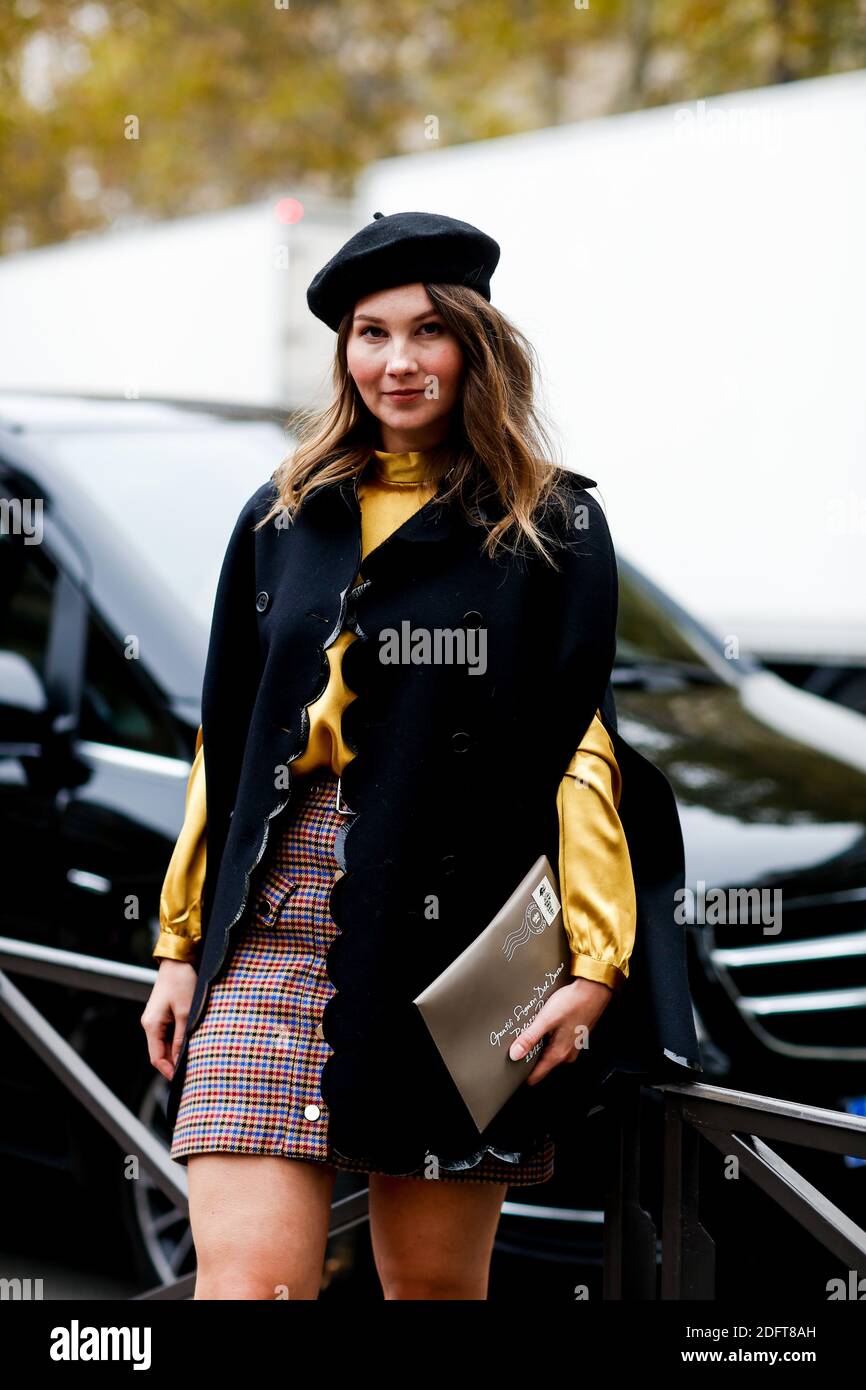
[0, 190, 354, 414]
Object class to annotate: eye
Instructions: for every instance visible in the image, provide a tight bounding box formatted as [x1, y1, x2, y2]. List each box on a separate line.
[418, 321, 443, 336]
[359, 325, 386, 338]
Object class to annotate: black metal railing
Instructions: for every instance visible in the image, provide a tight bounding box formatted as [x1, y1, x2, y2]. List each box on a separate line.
[3, 936, 865, 1301]
[0, 935, 374, 1300]
[604, 1078, 866, 1298]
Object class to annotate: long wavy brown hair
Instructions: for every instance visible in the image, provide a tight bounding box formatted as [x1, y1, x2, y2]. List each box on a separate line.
[255, 282, 577, 567]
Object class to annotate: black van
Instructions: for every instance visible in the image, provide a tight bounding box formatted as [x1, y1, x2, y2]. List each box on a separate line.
[2, 390, 865, 1296]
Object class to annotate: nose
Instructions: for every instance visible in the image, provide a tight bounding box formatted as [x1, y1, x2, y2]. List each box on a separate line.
[385, 342, 419, 375]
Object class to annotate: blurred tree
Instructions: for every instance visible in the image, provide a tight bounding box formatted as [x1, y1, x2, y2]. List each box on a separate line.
[0, 0, 863, 251]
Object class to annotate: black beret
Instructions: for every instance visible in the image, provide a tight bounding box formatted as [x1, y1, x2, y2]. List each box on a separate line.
[306, 209, 501, 332]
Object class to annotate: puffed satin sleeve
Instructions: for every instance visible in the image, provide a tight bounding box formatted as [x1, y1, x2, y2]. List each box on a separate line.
[152, 725, 206, 965]
[557, 709, 636, 992]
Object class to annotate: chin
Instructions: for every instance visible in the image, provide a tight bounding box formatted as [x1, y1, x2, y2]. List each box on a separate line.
[381, 400, 449, 422]
[381, 405, 431, 425]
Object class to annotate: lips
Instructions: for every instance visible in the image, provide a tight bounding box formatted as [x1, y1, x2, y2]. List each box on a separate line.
[386, 390, 422, 398]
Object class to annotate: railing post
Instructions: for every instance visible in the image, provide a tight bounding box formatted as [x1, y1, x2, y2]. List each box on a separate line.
[661, 1089, 715, 1298]
[604, 1082, 657, 1299]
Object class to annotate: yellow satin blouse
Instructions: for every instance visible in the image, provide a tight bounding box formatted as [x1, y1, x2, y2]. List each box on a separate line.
[154, 448, 637, 991]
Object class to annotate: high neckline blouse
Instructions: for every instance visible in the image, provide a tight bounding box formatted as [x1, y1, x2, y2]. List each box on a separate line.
[370, 443, 450, 488]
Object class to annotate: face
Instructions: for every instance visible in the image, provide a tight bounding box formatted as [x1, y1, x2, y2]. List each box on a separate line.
[346, 283, 464, 452]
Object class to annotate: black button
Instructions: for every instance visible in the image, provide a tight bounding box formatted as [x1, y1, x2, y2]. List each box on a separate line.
[257, 895, 271, 918]
[463, 609, 483, 628]
[451, 730, 471, 752]
[256, 591, 270, 612]
[441, 854, 458, 876]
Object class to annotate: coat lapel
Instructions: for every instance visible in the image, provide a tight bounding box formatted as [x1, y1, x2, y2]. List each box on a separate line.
[301, 469, 459, 587]
[301, 464, 597, 572]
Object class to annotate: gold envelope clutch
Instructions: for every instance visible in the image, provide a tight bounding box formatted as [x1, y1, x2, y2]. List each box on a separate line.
[413, 854, 571, 1134]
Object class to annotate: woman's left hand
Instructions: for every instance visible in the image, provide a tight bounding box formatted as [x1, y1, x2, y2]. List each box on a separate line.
[509, 977, 614, 1085]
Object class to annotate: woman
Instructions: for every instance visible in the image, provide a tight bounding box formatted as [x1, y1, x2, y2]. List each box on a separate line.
[141, 210, 701, 1300]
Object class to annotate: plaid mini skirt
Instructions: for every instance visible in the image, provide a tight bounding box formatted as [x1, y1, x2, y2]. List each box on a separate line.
[169, 766, 554, 1186]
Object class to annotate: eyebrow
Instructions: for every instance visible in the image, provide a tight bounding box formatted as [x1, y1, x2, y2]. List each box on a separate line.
[353, 309, 443, 325]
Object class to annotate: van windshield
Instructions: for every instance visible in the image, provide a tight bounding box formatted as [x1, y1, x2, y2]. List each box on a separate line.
[34, 419, 290, 630]
[616, 566, 729, 683]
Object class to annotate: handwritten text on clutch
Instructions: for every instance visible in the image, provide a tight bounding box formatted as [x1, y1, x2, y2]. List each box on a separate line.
[489, 963, 567, 1054]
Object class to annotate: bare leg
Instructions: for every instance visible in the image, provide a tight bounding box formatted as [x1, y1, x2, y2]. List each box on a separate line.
[187, 1153, 337, 1300]
[368, 1173, 509, 1300]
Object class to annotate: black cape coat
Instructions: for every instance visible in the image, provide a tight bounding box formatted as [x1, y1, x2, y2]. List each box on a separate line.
[165, 464, 703, 1172]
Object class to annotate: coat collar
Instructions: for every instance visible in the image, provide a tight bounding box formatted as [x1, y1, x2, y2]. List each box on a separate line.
[299, 462, 598, 577]
[301, 466, 457, 569]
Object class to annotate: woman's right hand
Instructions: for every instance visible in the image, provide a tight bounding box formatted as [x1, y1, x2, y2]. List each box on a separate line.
[141, 959, 198, 1082]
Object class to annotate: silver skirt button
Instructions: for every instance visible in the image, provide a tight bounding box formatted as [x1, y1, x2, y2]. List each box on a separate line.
[304, 1103, 321, 1121]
